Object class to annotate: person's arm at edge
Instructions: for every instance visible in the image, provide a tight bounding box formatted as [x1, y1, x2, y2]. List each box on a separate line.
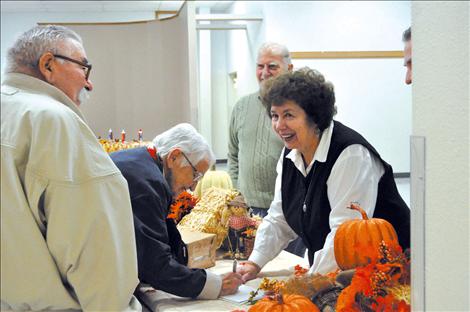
[227, 101, 240, 187]
[196, 271, 222, 299]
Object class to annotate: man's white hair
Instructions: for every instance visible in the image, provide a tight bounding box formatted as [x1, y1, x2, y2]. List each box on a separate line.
[5, 25, 83, 75]
[152, 123, 216, 167]
[257, 42, 292, 66]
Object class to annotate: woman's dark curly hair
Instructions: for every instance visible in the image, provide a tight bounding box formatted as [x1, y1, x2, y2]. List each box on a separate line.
[261, 67, 337, 132]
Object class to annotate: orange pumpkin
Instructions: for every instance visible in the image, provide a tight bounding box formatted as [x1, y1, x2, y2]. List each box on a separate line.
[334, 203, 399, 270]
[248, 294, 319, 312]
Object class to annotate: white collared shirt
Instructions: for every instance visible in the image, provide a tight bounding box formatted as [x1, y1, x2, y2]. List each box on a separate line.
[249, 121, 385, 274]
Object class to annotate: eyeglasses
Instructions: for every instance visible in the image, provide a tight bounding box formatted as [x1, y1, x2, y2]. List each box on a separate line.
[53, 54, 92, 81]
[181, 152, 204, 182]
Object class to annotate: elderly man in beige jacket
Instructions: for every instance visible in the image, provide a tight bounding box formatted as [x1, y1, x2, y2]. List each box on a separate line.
[1, 25, 140, 311]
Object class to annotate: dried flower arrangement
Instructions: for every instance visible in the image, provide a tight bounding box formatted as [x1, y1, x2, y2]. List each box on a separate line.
[247, 264, 335, 305]
[336, 240, 410, 311]
[241, 226, 257, 239]
[167, 191, 198, 223]
[245, 241, 410, 312]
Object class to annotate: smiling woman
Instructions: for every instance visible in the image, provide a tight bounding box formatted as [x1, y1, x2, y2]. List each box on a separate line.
[270, 101, 320, 165]
[237, 67, 410, 283]
[263, 68, 336, 164]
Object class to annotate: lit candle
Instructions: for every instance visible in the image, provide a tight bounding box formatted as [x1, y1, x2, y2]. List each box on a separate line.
[108, 128, 113, 140]
[121, 129, 126, 142]
[138, 129, 143, 142]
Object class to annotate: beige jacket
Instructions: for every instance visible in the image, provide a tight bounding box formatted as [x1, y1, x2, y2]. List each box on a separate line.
[1, 73, 141, 311]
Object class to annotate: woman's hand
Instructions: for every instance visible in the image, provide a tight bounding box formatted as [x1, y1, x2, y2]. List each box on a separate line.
[219, 272, 243, 296]
[236, 261, 261, 283]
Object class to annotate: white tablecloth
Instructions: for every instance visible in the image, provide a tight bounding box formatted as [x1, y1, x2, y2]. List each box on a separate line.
[137, 250, 308, 312]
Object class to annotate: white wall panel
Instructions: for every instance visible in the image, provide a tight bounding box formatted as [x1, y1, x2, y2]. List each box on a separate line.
[67, 7, 192, 140]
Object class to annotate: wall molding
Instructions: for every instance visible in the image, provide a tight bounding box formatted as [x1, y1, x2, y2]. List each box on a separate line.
[155, 10, 179, 20]
[394, 172, 410, 178]
[38, 20, 151, 26]
[197, 24, 247, 30]
[291, 51, 404, 59]
[196, 14, 263, 21]
[37, 4, 185, 25]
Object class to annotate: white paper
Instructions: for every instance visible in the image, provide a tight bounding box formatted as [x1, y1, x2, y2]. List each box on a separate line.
[219, 284, 264, 304]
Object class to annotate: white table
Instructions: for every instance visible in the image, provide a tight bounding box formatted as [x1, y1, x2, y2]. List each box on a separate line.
[137, 250, 308, 312]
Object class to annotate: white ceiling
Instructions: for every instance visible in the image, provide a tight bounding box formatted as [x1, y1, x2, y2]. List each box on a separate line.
[0, 1, 233, 13]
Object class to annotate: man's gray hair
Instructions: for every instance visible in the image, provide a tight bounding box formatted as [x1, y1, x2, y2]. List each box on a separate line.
[257, 42, 292, 66]
[5, 25, 83, 75]
[402, 27, 411, 42]
[152, 123, 216, 167]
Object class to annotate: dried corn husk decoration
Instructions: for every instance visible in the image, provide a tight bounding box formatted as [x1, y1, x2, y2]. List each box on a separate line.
[282, 273, 336, 299]
[99, 139, 150, 153]
[178, 187, 239, 248]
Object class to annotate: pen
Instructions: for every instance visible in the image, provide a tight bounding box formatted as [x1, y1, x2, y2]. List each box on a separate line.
[232, 259, 237, 273]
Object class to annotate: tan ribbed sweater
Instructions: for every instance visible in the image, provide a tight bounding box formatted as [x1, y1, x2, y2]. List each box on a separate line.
[227, 91, 284, 209]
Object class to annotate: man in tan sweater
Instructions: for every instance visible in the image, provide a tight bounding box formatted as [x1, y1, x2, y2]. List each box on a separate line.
[227, 42, 305, 257]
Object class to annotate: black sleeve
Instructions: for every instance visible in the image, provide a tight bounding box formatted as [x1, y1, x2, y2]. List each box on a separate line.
[166, 219, 188, 265]
[132, 191, 208, 298]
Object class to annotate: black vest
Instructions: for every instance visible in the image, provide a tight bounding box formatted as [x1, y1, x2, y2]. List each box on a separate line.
[281, 121, 410, 265]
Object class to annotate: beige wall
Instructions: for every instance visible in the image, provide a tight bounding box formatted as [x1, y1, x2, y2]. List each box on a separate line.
[69, 5, 194, 141]
[412, 2, 469, 311]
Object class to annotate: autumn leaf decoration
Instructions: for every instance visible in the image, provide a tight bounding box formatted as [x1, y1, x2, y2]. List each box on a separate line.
[294, 264, 309, 277]
[167, 191, 198, 223]
[242, 227, 257, 239]
[336, 240, 411, 312]
[247, 242, 410, 311]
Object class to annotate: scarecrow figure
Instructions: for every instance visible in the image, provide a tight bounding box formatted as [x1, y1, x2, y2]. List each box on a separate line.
[221, 194, 258, 259]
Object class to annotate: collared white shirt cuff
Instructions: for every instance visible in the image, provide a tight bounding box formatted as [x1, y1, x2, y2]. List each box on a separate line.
[248, 249, 272, 269]
[196, 270, 222, 299]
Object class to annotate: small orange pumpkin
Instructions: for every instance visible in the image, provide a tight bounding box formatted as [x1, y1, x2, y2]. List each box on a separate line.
[248, 294, 319, 312]
[334, 203, 399, 270]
